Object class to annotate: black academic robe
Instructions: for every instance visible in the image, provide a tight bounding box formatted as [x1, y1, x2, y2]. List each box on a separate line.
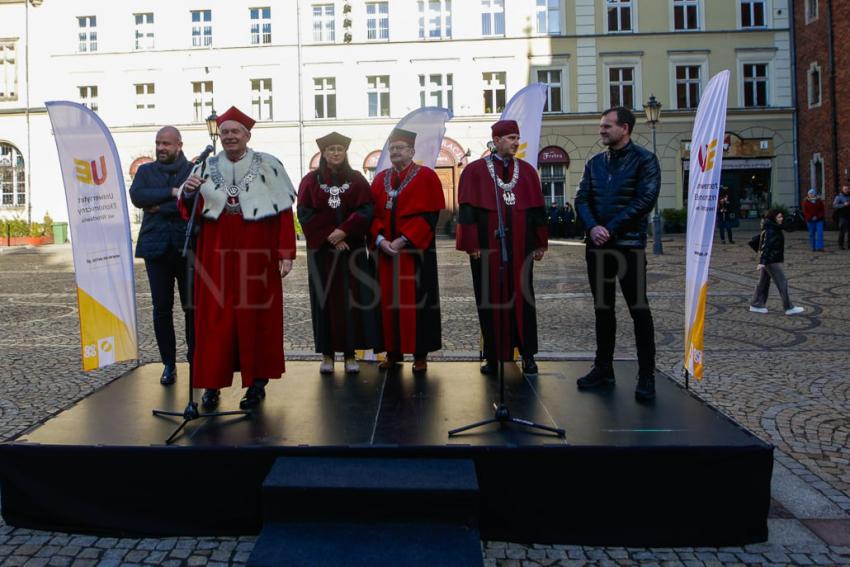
[456, 157, 548, 361]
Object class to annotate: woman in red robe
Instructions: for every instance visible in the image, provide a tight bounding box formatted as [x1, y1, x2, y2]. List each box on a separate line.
[297, 132, 382, 374]
[179, 106, 296, 410]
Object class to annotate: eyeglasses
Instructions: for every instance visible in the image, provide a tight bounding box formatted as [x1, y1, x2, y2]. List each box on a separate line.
[388, 144, 412, 152]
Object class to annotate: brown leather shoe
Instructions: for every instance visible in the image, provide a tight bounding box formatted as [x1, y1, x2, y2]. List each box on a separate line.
[378, 353, 401, 370]
[412, 357, 428, 373]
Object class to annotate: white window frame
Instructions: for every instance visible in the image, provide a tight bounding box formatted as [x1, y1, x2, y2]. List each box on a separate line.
[251, 78, 273, 121]
[78, 85, 98, 112]
[810, 153, 824, 194]
[539, 163, 567, 207]
[0, 40, 17, 101]
[366, 2, 389, 41]
[250, 7, 272, 45]
[419, 73, 453, 112]
[537, 68, 566, 114]
[535, 0, 562, 36]
[605, 0, 636, 34]
[134, 83, 155, 113]
[482, 71, 507, 114]
[134, 13, 155, 50]
[481, 0, 505, 37]
[312, 4, 336, 43]
[367, 75, 390, 117]
[738, 0, 769, 29]
[668, 54, 708, 110]
[77, 15, 97, 53]
[807, 62, 822, 109]
[313, 77, 337, 119]
[191, 80, 214, 122]
[670, 0, 701, 31]
[191, 10, 212, 48]
[805, 0, 818, 23]
[602, 56, 642, 110]
[418, 0, 452, 40]
[737, 53, 772, 107]
[0, 143, 25, 208]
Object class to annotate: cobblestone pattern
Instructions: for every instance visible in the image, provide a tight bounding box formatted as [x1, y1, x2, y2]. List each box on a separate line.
[1, 232, 849, 565]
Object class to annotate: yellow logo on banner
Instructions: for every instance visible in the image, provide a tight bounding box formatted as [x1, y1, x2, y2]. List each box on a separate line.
[696, 139, 718, 173]
[684, 283, 709, 380]
[74, 156, 108, 186]
[77, 287, 136, 370]
[516, 141, 528, 160]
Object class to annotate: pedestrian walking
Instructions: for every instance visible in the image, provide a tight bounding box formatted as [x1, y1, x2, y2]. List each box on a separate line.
[716, 188, 735, 244]
[749, 208, 805, 316]
[802, 188, 825, 251]
[834, 184, 850, 250]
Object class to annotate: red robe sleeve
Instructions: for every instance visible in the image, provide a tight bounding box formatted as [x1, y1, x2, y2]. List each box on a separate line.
[338, 174, 373, 238]
[398, 169, 445, 250]
[177, 191, 203, 221]
[368, 173, 388, 249]
[297, 173, 337, 249]
[278, 209, 296, 260]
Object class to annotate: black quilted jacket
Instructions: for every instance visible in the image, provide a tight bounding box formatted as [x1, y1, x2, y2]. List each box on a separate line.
[758, 218, 784, 265]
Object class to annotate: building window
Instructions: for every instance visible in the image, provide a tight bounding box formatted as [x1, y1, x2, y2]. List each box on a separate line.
[805, 0, 818, 22]
[250, 7, 272, 45]
[481, 0, 505, 37]
[676, 65, 701, 109]
[251, 78, 273, 121]
[606, 0, 632, 32]
[135, 83, 155, 113]
[366, 2, 389, 40]
[740, 0, 766, 28]
[418, 0, 452, 40]
[0, 143, 25, 208]
[191, 10, 212, 47]
[0, 41, 16, 101]
[78, 16, 97, 53]
[367, 75, 390, 117]
[482, 71, 506, 114]
[537, 69, 563, 113]
[536, 0, 561, 35]
[673, 0, 699, 30]
[313, 4, 335, 43]
[540, 164, 566, 207]
[79, 85, 98, 112]
[419, 73, 453, 112]
[810, 154, 824, 194]
[608, 67, 634, 108]
[133, 13, 155, 50]
[314, 77, 337, 119]
[808, 63, 821, 108]
[192, 81, 214, 122]
[743, 63, 768, 107]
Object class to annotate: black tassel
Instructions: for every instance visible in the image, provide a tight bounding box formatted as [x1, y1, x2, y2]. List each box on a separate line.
[273, 203, 279, 212]
[261, 174, 266, 183]
[253, 208, 258, 216]
[245, 183, 249, 192]
[272, 167, 278, 176]
[203, 208, 209, 215]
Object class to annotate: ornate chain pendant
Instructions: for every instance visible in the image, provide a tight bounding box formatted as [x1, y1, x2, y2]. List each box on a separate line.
[384, 165, 420, 211]
[386, 190, 398, 209]
[503, 190, 516, 206]
[320, 182, 350, 210]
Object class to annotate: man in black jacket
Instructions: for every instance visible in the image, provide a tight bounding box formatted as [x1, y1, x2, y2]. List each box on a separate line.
[129, 126, 194, 385]
[574, 107, 660, 400]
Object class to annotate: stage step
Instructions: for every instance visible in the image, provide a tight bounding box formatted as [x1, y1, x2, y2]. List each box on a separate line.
[247, 457, 482, 567]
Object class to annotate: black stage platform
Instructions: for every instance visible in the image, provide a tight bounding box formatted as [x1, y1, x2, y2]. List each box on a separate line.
[0, 360, 772, 546]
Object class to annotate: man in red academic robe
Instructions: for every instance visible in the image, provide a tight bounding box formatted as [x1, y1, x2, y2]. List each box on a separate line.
[179, 106, 297, 410]
[370, 128, 445, 372]
[456, 120, 548, 376]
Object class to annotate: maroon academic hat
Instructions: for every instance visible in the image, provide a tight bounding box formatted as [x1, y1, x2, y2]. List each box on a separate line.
[491, 119, 520, 138]
[216, 106, 256, 131]
[316, 131, 352, 152]
[388, 128, 417, 146]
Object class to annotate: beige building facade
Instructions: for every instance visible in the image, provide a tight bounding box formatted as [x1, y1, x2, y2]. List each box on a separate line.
[0, 0, 793, 227]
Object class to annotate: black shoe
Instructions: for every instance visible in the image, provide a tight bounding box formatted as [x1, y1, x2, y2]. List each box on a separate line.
[635, 374, 656, 401]
[521, 356, 538, 375]
[577, 365, 615, 389]
[239, 382, 267, 409]
[729, 239, 735, 244]
[201, 389, 220, 410]
[160, 364, 177, 386]
[480, 360, 497, 375]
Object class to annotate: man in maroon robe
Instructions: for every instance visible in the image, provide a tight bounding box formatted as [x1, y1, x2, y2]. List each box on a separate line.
[456, 120, 548, 376]
[179, 106, 296, 410]
[370, 128, 445, 372]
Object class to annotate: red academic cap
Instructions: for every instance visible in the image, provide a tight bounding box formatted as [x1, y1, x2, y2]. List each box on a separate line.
[491, 119, 520, 137]
[316, 131, 351, 152]
[216, 106, 256, 131]
[388, 128, 417, 146]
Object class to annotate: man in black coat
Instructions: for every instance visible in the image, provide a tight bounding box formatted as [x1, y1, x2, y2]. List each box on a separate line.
[574, 107, 660, 400]
[129, 126, 194, 385]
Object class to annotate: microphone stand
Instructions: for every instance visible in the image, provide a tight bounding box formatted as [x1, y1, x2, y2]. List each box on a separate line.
[152, 152, 251, 445]
[449, 156, 564, 438]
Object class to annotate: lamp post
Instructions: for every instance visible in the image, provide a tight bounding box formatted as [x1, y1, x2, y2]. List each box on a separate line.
[205, 109, 219, 152]
[643, 94, 663, 255]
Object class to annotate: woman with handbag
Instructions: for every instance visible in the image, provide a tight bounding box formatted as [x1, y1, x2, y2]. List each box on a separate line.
[749, 209, 805, 315]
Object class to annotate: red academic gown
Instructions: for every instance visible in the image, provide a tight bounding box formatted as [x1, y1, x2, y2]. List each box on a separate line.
[456, 157, 548, 361]
[297, 168, 382, 354]
[369, 163, 445, 355]
[178, 194, 296, 390]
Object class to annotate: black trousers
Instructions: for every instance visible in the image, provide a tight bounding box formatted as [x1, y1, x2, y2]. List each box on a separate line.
[839, 217, 850, 248]
[585, 246, 656, 376]
[144, 249, 194, 367]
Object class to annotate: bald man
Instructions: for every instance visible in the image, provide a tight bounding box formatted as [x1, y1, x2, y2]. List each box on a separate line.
[130, 126, 195, 386]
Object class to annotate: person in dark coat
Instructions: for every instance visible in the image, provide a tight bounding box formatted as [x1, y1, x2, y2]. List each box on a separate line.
[548, 204, 560, 239]
[749, 209, 805, 315]
[560, 203, 575, 238]
[129, 126, 194, 386]
[297, 132, 382, 374]
[716, 188, 735, 244]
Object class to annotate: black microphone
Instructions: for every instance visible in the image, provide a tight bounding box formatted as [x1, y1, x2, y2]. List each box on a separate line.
[194, 145, 214, 165]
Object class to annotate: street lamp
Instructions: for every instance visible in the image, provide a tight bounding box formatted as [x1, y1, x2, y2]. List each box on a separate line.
[205, 109, 219, 152]
[643, 94, 663, 255]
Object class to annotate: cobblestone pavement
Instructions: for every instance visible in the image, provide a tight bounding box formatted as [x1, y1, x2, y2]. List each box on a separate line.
[1, 231, 849, 566]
